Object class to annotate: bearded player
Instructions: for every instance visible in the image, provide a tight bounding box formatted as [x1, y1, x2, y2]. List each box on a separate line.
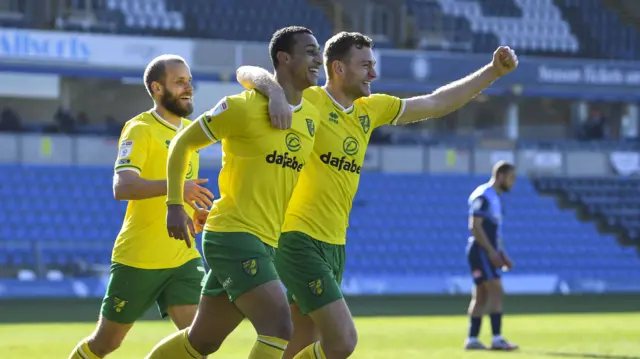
[237, 32, 518, 359]
[68, 55, 214, 359]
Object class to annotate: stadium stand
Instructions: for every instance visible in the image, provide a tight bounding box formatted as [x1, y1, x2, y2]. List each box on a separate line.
[415, 0, 579, 54]
[535, 176, 640, 244]
[53, 0, 335, 43]
[4, 0, 640, 59]
[554, 0, 640, 60]
[2, 165, 638, 283]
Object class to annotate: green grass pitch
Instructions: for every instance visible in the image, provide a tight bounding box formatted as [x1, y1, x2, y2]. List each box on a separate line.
[1, 313, 638, 358]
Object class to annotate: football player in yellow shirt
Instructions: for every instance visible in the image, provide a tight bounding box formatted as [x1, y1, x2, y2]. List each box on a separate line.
[144, 26, 323, 359]
[236, 32, 519, 359]
[68, 55, 215, 359]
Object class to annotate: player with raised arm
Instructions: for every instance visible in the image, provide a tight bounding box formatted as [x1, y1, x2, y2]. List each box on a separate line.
[68, 55, 214, 359]
[144, 26, 323, 359]
[466, 161, 518, 351]
[236, 32, 518, 359]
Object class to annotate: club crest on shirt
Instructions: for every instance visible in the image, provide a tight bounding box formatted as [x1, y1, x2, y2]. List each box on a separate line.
[308, 278, 324, 296]
[242, 259, 259, 277]
[359, 115, 370, 134]
[306, 118, 315, 137]
[112, 297, 128, 313]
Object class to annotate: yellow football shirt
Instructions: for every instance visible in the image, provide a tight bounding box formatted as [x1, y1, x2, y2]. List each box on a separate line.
[198, 90, 318, 248]
[113, 111, 201, 269]
[283, 86, 405, 245]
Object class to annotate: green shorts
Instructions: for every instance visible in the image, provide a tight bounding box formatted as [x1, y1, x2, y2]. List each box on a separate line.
[201, 231, 279, 302]
[275, 231, 346, 315]
[101, 258, 205, 324]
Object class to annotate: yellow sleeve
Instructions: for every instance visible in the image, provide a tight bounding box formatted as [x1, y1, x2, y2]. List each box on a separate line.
[198, 94, 252, 141]
[363, 94, 407, 128]
[114, 122, 150, 175]
[166, 120, 215, 205]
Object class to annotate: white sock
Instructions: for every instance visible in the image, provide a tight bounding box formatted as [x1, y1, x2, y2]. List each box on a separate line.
[493, 334, 503, 342]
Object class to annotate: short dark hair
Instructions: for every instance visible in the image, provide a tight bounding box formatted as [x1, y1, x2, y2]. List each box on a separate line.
[492, 161, 515, 177]
[143, 54, 187, 97]
[269, 26, 313, 68]
[324, 32, 374, 78]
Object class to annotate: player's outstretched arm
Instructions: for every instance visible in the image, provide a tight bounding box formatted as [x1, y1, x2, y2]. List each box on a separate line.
[395, 46, 518, 125]
[236, 65, 292, 129]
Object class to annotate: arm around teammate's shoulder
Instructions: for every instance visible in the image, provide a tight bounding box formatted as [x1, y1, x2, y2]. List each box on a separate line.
[236, 66, 282, 96]
[236, 65, 295, 130]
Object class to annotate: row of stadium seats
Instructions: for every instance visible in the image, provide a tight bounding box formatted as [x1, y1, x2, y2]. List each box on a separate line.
[426, 0, 579, 53]
[4, 0, 640, 59]
[1, 165, 638, 281]
[535, 177, 640, 242]
[55, 0, 334, 42]
[556, 0, 640, 60]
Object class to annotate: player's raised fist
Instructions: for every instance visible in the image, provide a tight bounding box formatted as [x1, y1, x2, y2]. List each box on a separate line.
[184, 178, 215, 210]
[491, 46, 518, 77]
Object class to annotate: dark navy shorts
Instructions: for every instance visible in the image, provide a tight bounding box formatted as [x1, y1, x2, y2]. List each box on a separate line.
[466, 241, 501, 285]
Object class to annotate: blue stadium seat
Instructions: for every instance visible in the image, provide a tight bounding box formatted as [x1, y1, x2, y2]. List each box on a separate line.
[407, 0, 578, 55]
[555, 0, 640, 59]
[1, 164, 638, 281]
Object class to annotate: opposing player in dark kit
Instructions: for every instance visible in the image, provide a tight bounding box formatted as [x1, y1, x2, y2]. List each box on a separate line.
[466, 161, 518, 351]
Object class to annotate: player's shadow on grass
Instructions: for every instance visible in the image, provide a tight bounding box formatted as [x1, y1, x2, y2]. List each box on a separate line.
[526, 351, 640, 359]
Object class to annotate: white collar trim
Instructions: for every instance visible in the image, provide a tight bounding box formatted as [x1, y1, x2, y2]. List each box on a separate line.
[152, 110, 183, 130]
[290, 101, 303, 112]
[323, 87, 354, 112]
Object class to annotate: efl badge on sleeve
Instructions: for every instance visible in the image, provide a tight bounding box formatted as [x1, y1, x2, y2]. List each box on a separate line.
[118, 140, 133, 158]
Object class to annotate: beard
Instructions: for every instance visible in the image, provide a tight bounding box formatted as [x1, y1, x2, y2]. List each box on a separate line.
[160, 89, 193, 118]
[500, 183, 511, 193]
